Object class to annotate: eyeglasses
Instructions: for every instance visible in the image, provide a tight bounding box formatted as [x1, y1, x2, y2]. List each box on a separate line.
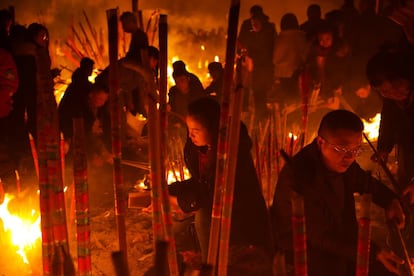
[320, 136, 363, 157]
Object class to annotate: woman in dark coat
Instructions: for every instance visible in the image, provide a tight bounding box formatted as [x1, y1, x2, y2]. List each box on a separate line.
[168, 97, 272, 273]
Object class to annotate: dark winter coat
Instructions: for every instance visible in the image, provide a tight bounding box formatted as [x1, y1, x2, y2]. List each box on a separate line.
[378, 98, 414, 187]
[58, 68, 93, 139]
[169, 123, 272, 254]
[270, 140, 398, 276]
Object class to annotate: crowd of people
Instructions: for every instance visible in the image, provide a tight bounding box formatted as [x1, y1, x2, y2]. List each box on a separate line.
[1, 0, 414, 275]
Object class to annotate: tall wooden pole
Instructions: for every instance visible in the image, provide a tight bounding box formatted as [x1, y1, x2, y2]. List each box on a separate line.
[121, 51, 179, 274]
[207, 0, 240, 272]
[107, 8, 129, 275]
[37, 109, 54, 274]
[158, 14, 179, 275]
[217, 64, 244, 275]
[35, 44, 71, 274]
[73, 118, 92, 276]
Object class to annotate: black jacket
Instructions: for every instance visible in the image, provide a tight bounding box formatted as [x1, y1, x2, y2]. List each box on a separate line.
[270, 140, 398, 276]
[169, 123, 271, 253]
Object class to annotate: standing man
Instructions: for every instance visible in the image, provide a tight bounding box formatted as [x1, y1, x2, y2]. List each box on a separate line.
[120, 11, 148, 64]
[271, 109, 406, 275]
[238, 5, 276, 123]
[366, 49, 414, 200]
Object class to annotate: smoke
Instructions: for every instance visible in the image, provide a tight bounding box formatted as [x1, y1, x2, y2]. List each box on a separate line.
[2, 0, 342, 75]
[3, 0, 343, 37]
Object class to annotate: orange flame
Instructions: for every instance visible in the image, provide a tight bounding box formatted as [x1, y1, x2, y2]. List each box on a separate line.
[362, 113, 381, 141]
[0, 194, 41, 264]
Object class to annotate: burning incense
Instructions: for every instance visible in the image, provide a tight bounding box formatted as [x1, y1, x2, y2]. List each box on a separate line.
[299, 66, 310, 148]
[15, 170, 21, 195]
[29, 133, 39, 178]
[289, 133, 295, 157]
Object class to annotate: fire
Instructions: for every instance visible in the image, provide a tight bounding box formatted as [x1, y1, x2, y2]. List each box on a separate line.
[167, 167, 191, 185]
[135, 168, 191, 190]
[88, 68, 100, 83]
[362, 113, 381, 141]
[0, 194, 41, 264]
[288, 132, 298, 140]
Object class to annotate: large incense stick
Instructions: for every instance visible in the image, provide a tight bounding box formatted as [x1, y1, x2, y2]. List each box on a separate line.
[29, 133, 39, 178]
[207, 0, 240, 274]
[291, 191, 308, 276]
[280, 150, 308, 276]
[158, 14, 179, 275]
[299, 66, 310, 148]
[122, 50, 180, 276]
[73, 118, 92, 275]
[356, 193, 372, 276]
[107, 8, 129, 274]
[218, 83, 244, 275]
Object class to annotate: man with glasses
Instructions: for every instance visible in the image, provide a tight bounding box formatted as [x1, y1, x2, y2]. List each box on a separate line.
[271, 109, 405, 275]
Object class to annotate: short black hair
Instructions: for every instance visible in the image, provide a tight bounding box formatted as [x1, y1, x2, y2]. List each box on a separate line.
[208, 62, 223, 73]
[120, 11, 136, 23]
[0, 9, 12, 23]
[80, 57, 94, 69]
[172, 70, 189, 79]
[187, 97, 220, 138]
[366, 49, 414, 88]
[27, 22, 48, 41]
[148, 46, 159, 59]
[172, 60, 186, 72]
[307, 4, 321, 19]
[280, 13, 299, 31]
[250, 5, 263, 16]
[318, 110, 363, 137]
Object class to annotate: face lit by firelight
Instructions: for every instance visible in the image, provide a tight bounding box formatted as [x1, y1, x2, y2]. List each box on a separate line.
[185, 116, 211, 147]
[318, 32, 333, 49]
[317, 129, 362, 173]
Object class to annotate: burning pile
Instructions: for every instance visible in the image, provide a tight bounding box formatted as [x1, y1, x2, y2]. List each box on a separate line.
[0, 193, 41, 265]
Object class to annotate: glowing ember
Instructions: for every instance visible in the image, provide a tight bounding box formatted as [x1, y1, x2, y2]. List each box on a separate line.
[88, 68, 100, 83]
[288, 132, 298, 140]
[362, 113, 381, 141]
[0, 194, 41, 264]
